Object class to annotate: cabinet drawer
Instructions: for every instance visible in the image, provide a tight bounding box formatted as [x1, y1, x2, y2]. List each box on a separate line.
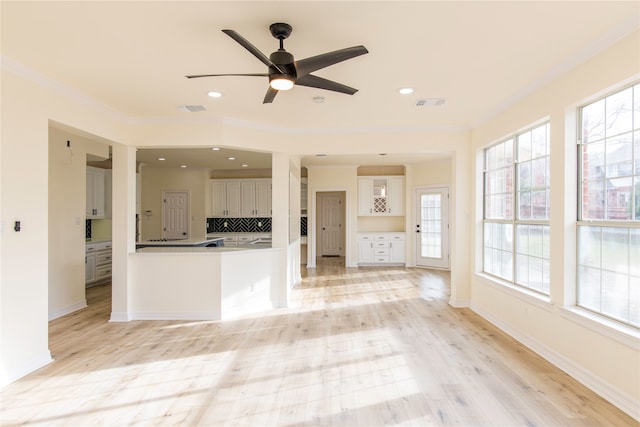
[375, 242, 390, 248]
[388, 233, 405, 241]
[375, 256, 390, 262]
[95, 265, 112, 279]
[86, 241, 112, 252]
[374, 248, 390, 256]
[238, 235, 254, 242]
[97, 241, 112, 250]
[96, 252, 112, 265]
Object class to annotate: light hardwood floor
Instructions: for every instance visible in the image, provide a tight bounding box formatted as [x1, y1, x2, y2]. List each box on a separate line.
[1, 258, 637, 426]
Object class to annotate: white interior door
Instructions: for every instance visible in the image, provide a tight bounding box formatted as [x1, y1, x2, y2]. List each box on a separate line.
[319, 193, 343, 256]
[415, 187, 449, 269]
[162, 190, 189, 240]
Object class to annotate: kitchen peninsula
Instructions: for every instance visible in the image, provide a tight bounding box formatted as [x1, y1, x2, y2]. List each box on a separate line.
[136, 237, 225, 249]
[130, 238, 285, 321]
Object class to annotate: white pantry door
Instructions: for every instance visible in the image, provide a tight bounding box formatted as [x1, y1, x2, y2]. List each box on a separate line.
[415, 187, 449, 269]
[162, 190, 189, 239]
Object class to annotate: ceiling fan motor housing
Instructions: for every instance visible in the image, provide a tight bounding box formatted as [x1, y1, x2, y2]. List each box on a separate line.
[269, 50, 296, 78]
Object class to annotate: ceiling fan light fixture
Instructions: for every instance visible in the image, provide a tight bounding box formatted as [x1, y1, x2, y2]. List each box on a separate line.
[269, 77, 294, 91]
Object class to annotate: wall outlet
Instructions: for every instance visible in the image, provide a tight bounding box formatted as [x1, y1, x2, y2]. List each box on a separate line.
[258, 221, 262, 227]
[224, 221, 228, 228]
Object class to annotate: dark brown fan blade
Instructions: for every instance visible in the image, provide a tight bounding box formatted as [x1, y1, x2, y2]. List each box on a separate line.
[186, 73, 268, 79]
[222, 29, 285, 75]
[295, 46, 368, 77]
[263, 86, 278, 104]
[295, 74, 358, 95]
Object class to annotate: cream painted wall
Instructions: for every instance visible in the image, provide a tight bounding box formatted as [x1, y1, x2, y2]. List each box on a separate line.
[470, 31, 640, 417]
[48, 127, 109, 320]
[91, 219, 112, 240]
[307, 166, 358, 266]
[2, 28, 633, 420]
[1, 65, 130, 385]
[140, 167, 208, 240]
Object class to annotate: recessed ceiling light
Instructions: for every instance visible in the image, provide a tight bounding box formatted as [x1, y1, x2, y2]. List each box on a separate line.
[227, 157, 235, 160]
[211, 147, 220, 151]
[242, 164, 248, 167]
[180, 165, 187, 168]
[398, 87, 414, 95]
[158, 157, 166, 161]
[207, 91, 222, 98]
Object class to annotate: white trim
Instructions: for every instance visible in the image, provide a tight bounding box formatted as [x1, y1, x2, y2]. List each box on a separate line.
[48, 300, 87, 321]
[109, 311, 131, 322]
[472, 304, 640, 422]
[559, 306, 640, 350]
[308, 186, 351, 268]
[414, 185, 450, 269]
[476, 272, 554, 311]
[130, 311, 219, 321]
[448, 298, 470, 308]
[0, 351, 53, 388]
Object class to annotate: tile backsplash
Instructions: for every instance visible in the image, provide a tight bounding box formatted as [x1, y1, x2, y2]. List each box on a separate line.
[206, 216, 307, 235]
[207, 217, 271, 233]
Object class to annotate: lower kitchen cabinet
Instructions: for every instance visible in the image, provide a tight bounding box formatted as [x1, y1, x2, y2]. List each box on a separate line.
[208, 233, 271, 247]
[85, 240, 112, 287]
[358, 232, 405, 265]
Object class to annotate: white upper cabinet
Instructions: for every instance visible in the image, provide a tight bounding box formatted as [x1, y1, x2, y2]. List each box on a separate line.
[357, 176, 404, 216]
[211, 179, 271, 217]
[254, 179, 272, 217]
[86, 166, 106, 219]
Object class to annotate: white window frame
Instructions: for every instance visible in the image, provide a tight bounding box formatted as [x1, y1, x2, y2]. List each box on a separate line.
[483, 121, 551, 295]
[576, 82, 639, 329]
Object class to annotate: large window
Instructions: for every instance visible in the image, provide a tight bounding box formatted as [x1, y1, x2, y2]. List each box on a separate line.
[578, 83, 640, 328]
[484, 122, 551, 294]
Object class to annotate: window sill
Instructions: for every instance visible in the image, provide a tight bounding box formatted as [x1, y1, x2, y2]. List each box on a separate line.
[559, 306, 640, 350]
[475, 272, 553, 312]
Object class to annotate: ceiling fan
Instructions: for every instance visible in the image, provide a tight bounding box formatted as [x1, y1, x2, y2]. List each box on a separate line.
[186, 23, 369, 103]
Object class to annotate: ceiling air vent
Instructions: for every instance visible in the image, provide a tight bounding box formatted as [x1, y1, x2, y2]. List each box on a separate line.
[415, 98, 445, 107]
[177, 105, 206, 112]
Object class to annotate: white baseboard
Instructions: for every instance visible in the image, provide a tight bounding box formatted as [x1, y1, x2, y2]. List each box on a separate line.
[0, 350, 52, 388]
[449, 297, 470, 308]
[48, 300, 87, 321]
[130, 311, 219, 321]
[109, 311, 131, 322]
[471, 304, 640, 422]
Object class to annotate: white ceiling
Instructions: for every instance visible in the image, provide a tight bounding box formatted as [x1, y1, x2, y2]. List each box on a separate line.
[3, 1, 638, 169]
